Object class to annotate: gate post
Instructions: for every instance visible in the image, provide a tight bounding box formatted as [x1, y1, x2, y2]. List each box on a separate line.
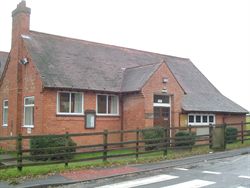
[17, 134, 23, 171]
[209, 124, 213, 149]
[103, 130, 108, 162]
[163, 127, 168, 156]
[241, 121, 244, 144]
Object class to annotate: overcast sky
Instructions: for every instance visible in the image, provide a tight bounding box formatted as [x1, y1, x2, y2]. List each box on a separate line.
[0, 0, 250, 111]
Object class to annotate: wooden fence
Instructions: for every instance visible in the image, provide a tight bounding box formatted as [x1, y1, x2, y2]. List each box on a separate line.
[0, 122, 249, 171]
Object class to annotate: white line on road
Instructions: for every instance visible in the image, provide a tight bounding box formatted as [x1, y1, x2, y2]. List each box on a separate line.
[232, 155, 247, 163]
[95, 174, 178, 188]
[161, 179, 216, 188]
[174, 167, 189, 171]
[202, 171, 221, 175]
[239, 175, 250, 179]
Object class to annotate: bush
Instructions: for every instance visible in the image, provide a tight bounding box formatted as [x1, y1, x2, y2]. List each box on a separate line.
[30, 135, 77, 161]
[225, 127, 238, 143]
[175, 131, 195, 147]
[142, 127, 164, 151]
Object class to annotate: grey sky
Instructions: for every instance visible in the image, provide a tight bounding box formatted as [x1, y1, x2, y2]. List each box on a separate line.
[0, 0, 249, 111]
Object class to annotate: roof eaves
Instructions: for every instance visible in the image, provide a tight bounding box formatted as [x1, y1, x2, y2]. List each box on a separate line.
[0, 52, 10, 87]
[182, 108, 248, 114]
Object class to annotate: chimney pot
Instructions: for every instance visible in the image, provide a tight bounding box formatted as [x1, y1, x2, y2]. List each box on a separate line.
[12, 0, 31, 17]
[11, 1, 31, 47]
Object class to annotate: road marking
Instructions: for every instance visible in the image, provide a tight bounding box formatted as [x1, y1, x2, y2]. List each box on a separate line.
[237, 186, 247, 188]
[174, 167, 189, 171]
[161, 179, 216, 188]
[239, 175, 250, 179]
[232, 155, 247, 163]
[96, 174, 178, 188]
[202, 171, 221, 175]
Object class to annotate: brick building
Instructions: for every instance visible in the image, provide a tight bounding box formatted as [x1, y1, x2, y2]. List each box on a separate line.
[0, 2, 247, 144]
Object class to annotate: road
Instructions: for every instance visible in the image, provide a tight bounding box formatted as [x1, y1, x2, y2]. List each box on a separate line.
[59, 153, 250, 188]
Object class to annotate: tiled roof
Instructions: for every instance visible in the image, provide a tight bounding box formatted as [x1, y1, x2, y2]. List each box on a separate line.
[0, 51, 8, 77]
[121, 63, 161, 92]
[182, 93, 247, 113]
[21, 31, 247, 113]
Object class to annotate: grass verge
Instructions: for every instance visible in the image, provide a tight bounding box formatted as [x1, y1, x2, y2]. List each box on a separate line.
[0, 141, 250, 182]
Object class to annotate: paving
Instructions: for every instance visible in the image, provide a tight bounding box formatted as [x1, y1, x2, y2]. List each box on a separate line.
[0, 147, 249, 188]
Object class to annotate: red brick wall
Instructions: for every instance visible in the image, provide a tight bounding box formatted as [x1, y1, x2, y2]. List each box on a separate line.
[41, 90, 121, 145]
[142, 63, 185, 128]
[216, 114, 246, 125]
[122, 93, 145, 141]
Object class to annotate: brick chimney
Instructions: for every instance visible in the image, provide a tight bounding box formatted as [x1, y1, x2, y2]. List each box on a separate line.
[10, 1, 31, 136]
[11, 0, 31, 47]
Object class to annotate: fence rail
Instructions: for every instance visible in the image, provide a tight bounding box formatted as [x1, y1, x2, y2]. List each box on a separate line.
[0, 122, 249, 171]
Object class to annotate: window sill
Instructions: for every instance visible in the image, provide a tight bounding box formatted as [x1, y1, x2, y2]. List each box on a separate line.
[56, 113, 85, 117]
[85, 127, 95, 129]
[96, 114, 120, 118]
[97, 113, 119, 116]
[23, 125, 34, 128]
[2, 125, 8, 127]
[188, 123, 215, 126]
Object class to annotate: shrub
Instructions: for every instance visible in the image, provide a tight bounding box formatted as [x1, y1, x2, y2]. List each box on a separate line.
[142, 127, 165, 151]
[225, 127, 238, 143]
[175, 131, 196, 147]
[30, 135, 77, 161]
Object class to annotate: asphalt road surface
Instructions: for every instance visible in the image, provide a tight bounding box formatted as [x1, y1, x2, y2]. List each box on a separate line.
[59, 153, 250, 188]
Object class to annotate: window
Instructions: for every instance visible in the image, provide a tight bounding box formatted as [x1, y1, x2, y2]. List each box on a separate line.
[57, 92, 83, 115]
[196, 115, 201, 123]
[202, 115, 208, 123]
[24, 97, 34, 127]
[188, 115, 194, 123]
[154, 95, 170, 104]
[209, 115, 215, 124]
[2, 100, 8, 126]
[188, 114, 215, 125]
[97, 94, 119, 115]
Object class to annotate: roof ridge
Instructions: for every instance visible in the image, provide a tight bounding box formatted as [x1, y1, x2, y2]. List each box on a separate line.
[29, 30, 189, 61]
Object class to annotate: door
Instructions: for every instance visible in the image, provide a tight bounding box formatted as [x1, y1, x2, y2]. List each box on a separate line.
[154, 107, 170, 137]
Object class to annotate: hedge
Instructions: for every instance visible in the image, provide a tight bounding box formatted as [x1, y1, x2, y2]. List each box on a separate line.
[175, 131, 196, 147]
[225, 127, 238, 143]
[30, 135, 77, 161]
[142, 127, 164, 151]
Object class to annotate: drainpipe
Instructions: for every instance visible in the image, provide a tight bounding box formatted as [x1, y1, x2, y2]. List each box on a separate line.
[120, 94, 124, 144]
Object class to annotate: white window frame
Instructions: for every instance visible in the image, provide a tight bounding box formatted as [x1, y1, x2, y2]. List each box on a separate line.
[188, 114, 215, 126]
[96, 94, 119, 116]
[23, 96, 35, 128]
[153, 96, 171, 107]
[2, 100, 8, 127]
[57, 91, 84, 115]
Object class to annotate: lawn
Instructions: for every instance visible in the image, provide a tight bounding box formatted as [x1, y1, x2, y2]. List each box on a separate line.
[1, 140, 250, 182]
[246, 115, 250, 124]
[0, 146, 212, 181]
[246, 116, 250, 133]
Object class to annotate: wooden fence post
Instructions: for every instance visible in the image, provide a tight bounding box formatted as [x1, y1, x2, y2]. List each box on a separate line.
[241, 121, 244, 144]
[17, 133, 23, 171]
[136, 128, 139, 159]
[103, 130, 108, 162]
[188, 126, 192, 149]
[65, 132, 69, 167]
[223, 124, 227, 150]
[209, 124, 213, 149]
[163, 127, 168, 156]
